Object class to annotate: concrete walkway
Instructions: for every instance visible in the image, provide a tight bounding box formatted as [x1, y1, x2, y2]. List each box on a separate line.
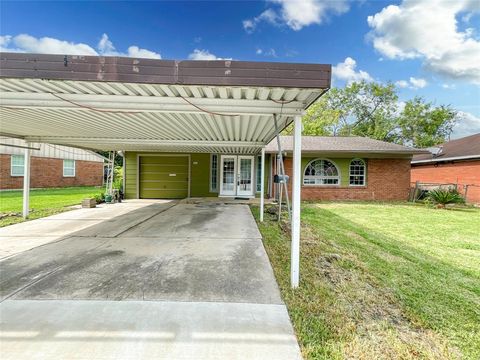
[0, 201, 302, 359]
[0, 200, 174, 259]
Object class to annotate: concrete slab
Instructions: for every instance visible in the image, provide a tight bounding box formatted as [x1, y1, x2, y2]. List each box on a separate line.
[0, 200, 172, 259]
[2, 235, 281, 303]
[0, 300, 302, 360]
[121, 203, 262, 239]
[0, 202, 300, 359]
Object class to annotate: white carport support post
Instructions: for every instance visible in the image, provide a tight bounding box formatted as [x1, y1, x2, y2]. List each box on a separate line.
[291, 115, 302, 288]
[22, 143, 31, 219]
[260, 147, 265, 222]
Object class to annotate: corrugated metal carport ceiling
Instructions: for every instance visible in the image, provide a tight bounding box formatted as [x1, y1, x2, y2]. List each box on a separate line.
[0, 53, 331, 153]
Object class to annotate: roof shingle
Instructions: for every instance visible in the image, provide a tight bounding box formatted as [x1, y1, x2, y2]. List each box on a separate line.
[412, 133, 480, 163]
[265, 136, 424, 155]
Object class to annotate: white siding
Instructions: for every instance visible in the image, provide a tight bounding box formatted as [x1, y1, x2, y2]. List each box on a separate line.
[0, 137, 104, 162]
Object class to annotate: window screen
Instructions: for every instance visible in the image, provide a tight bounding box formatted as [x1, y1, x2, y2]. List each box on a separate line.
[11, 155, 24, 176]
[63, 159, 75, 177]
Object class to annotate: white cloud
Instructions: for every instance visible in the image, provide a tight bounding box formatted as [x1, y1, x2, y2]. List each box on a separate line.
[395, 77, 428, 89]
[243, 9, 279, 33]
[188, 49, 218, 60]
[0, 34, 97, 55]
[126, 46, 161, 59]
[256, 47, 277, 57]
[409, 77, 427, 89]
[332, 57, 373, 84]
[188, 49, 231, 61]
[243, 0, 350, 32]
[367, 0, 480, 85]
[0, 33, 161, 59]
[396, 77, 428, 89]
[97, 34, 161, 59]
[395, 80, 409, 88]
[452, 111, 480, 138]
[441, 83, 456, 89]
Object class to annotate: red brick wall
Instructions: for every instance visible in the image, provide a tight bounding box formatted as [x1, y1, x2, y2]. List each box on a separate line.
[411, 160, 480, 204]
[279, 157, 412, 201]
[0, 154, 103, 190]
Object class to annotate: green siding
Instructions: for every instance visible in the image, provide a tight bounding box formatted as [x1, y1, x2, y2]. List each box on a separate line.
[125, 152, 366, 199]
[124, 151, 216, 199]
[124, 152, 138, 199]
[190, 153, 217, 197]
[254, 154, 271, 198]
[301, 157, 353, 186]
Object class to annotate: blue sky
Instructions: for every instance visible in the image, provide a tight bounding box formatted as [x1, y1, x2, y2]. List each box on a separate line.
[1, 0, 479, 138]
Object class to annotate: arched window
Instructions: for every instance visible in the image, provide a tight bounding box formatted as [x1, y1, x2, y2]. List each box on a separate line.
[303, 159, 340, 185]
[349, 159, 366, 186]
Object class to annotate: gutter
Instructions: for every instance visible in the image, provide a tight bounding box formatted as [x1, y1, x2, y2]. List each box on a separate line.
[412, 154, 480, 164]
[264, 150, 427, 155]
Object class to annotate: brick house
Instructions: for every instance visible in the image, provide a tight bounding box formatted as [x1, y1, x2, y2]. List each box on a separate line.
[411, 133, 480, 204]
[121, 136, 422, 202]
[264, 136, 424, 201]
[0, 137, 105, 190]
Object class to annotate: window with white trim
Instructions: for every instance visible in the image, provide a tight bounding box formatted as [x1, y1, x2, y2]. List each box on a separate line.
[11, 155, 24, 176]
[349, 159, 366, 186]
[210, 154, 218, 192]
[303, 159, 340, 185]
[256, 155, 262, 192]
[63, 159, 75, 177]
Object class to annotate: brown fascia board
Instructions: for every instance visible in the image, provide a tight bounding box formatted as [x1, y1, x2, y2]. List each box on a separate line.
[265, 149, 428, 156]
[276, 152, 415, 159]
[0, 52, 331, 89]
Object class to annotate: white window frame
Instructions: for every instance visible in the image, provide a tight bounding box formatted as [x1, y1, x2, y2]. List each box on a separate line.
[10, 154, 25, 176]
[209, 154, 219, 193]
[303, 158, 341, 186]
[63, 159, 76, 177]
[349, 158, 366, 187]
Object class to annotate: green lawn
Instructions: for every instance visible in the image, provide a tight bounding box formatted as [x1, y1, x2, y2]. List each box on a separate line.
[251, 202, 480, 360]
[0, 186, 103, 227]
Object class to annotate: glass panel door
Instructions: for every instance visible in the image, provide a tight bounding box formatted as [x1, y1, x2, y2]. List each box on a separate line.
[237, 156, 254, 196]
[220, 156, 236, 196]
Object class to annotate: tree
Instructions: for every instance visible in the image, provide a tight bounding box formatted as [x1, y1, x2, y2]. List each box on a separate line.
[343, 81, 399, 142]
[288, 81, 457, 147]
[285, 81, 399, 141]
[296, 88, 346, 135]
[397, 97, 457, 147]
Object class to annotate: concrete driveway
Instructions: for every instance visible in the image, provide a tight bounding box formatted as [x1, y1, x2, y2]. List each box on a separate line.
[0, 201, 301, 360]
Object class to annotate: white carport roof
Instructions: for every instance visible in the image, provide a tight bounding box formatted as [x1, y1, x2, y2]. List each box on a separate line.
[0, 53, 331, 154]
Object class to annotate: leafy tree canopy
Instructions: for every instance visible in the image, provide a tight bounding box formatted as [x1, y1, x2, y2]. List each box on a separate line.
[285, 81, 457, 148]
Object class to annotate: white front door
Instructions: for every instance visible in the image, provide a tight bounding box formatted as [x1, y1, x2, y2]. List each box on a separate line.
[220, 155, 237, 196]
[237, 156, 254, 196]
[219, 155, 255, 197]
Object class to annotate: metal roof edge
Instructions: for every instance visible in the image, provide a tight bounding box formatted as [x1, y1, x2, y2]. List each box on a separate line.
[0, 52, 331, 89]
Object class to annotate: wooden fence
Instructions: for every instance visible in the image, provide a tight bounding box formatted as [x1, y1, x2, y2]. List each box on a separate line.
[409, 181, 480, 204]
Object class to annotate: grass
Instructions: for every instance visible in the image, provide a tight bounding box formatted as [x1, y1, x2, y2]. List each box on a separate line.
[0, 186, 103, 227]
[251, 202, 480, 360]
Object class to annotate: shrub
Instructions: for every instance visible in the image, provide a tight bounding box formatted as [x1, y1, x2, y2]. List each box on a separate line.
[93, 192, 105, 204]
[427, 188, 465, 208]
[112, 166, 123, 191]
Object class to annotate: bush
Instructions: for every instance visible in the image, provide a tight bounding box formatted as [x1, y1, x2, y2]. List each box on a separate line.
[93, 192, 105, 204]
[112, 166, 123, 191]
[427, 188, 465, 208]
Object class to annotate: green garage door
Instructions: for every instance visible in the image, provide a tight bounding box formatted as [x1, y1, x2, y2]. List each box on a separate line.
[139, 156, 189, 199]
